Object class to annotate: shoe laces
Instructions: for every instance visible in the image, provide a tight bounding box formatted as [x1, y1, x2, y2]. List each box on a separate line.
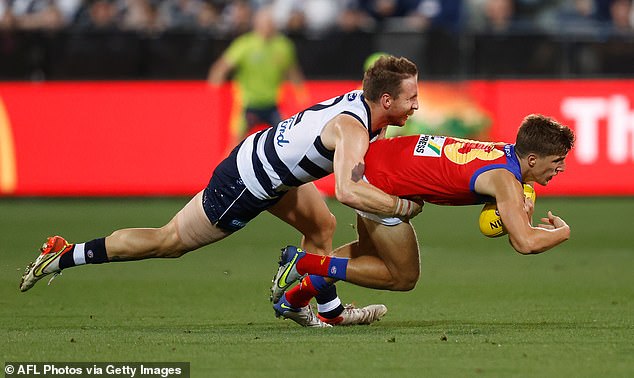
[342, 303, 364, 315]
[300, 306, 331, 327]
[341, 304, 374, 323]
[299, 306, 316, 320]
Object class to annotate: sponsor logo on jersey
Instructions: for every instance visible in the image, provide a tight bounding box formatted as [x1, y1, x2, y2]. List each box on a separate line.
[414, 135, 445, 157]
[276, 116, 295, 147]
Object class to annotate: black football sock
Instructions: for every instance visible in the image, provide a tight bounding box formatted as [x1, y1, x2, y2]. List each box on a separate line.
[59, 237, 109, 269]
[314, 278, 345, 318]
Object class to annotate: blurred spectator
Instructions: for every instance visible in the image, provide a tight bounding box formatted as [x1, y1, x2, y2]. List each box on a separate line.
[158, 0, 221, 32]
[357, 0, 419, 20]
[208, 5, 308, 144]
[270, 0, 306, 33]
[338, 0, 463, 32]
[593, 0, 634, 74]
[609, 0, 633, 34]
[0, 0, 81, 30]
[560, 0, 596, 20]
[415, 0, 463, 32]
[72, 0, 167, 33]
[466, 0, 519, 33]
[594, 0, 613, 21]
[0, 1, 12, 28]
[159, 0, 199, 29]
[272, 0, 344, 35]
[514, 0, 551, 21]
[120, 0, 163, 32]
[217, 0, 252, 37]
[72, 0, 120, 30]
[337, 1, 376, 31]
[538, 0, 603, 35]
[347, 0, 428, 31]
[283, 5, 305, 33]
[483, 0, 516, 31]
[194, 0, 221, 31]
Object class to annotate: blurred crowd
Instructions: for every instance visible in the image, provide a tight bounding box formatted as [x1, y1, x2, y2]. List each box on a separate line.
[0, 0, 633, 36]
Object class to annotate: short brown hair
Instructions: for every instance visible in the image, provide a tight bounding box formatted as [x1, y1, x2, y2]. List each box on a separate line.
[362, 56, 418, 102]
[515, 114, 575, 158]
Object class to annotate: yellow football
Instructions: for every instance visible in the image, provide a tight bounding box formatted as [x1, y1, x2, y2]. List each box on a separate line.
[479, 184, 535, 238]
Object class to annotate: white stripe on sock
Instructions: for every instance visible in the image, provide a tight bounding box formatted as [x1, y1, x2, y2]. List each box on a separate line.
[317, 297, 342, 314]
[73, 243, 86, 265]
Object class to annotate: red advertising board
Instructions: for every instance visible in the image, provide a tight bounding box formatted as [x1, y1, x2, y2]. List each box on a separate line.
[1, 82, 234, 196]
[1, 80, 633, 196]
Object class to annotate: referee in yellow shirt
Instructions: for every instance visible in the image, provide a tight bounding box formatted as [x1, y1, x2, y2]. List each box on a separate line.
[208, 5, 307, 142]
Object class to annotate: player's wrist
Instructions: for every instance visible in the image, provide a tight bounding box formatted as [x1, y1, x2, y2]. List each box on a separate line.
[392, 197, 413, 217]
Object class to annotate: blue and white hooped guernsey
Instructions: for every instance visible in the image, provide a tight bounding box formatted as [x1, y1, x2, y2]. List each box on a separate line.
[236, 90, 372, 200]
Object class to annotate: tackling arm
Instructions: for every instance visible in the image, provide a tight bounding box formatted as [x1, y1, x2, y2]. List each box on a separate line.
[322, 114, 421, 217]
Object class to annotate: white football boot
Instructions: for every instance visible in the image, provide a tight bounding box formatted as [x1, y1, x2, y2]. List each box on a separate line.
[318, 304, 388, 326]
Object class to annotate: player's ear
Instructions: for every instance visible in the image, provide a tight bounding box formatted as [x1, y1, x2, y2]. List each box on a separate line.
[527, 154, 537, 167]
[381, 93, 391, 109]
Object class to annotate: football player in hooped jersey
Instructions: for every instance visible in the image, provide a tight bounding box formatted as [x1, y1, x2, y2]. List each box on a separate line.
[271, 114, 575, 324]
[20, 56, 423, 327]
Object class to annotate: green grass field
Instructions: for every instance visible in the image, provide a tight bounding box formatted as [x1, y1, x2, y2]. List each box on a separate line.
[1, 197, 633, 377]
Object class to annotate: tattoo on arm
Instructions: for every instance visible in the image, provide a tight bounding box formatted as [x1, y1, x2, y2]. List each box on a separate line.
[351, 163, 365, 182]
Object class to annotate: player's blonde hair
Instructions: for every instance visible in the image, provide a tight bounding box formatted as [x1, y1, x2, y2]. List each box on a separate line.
[362, 56, 418, 102]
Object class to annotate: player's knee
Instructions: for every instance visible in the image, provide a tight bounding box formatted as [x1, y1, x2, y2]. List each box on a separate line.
[323, 213, 337, 240]
[151, 224, 190, 258]
[307, 213, 337, 249]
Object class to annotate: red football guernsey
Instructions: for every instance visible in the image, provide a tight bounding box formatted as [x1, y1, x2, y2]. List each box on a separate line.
[364, 134, 522, 205]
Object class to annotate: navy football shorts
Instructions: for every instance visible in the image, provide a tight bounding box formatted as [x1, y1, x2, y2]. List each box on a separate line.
[202, 145, 281, 232]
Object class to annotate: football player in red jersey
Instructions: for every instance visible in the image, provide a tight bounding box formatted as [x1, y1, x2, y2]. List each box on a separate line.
[272, 114, 575, 325]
